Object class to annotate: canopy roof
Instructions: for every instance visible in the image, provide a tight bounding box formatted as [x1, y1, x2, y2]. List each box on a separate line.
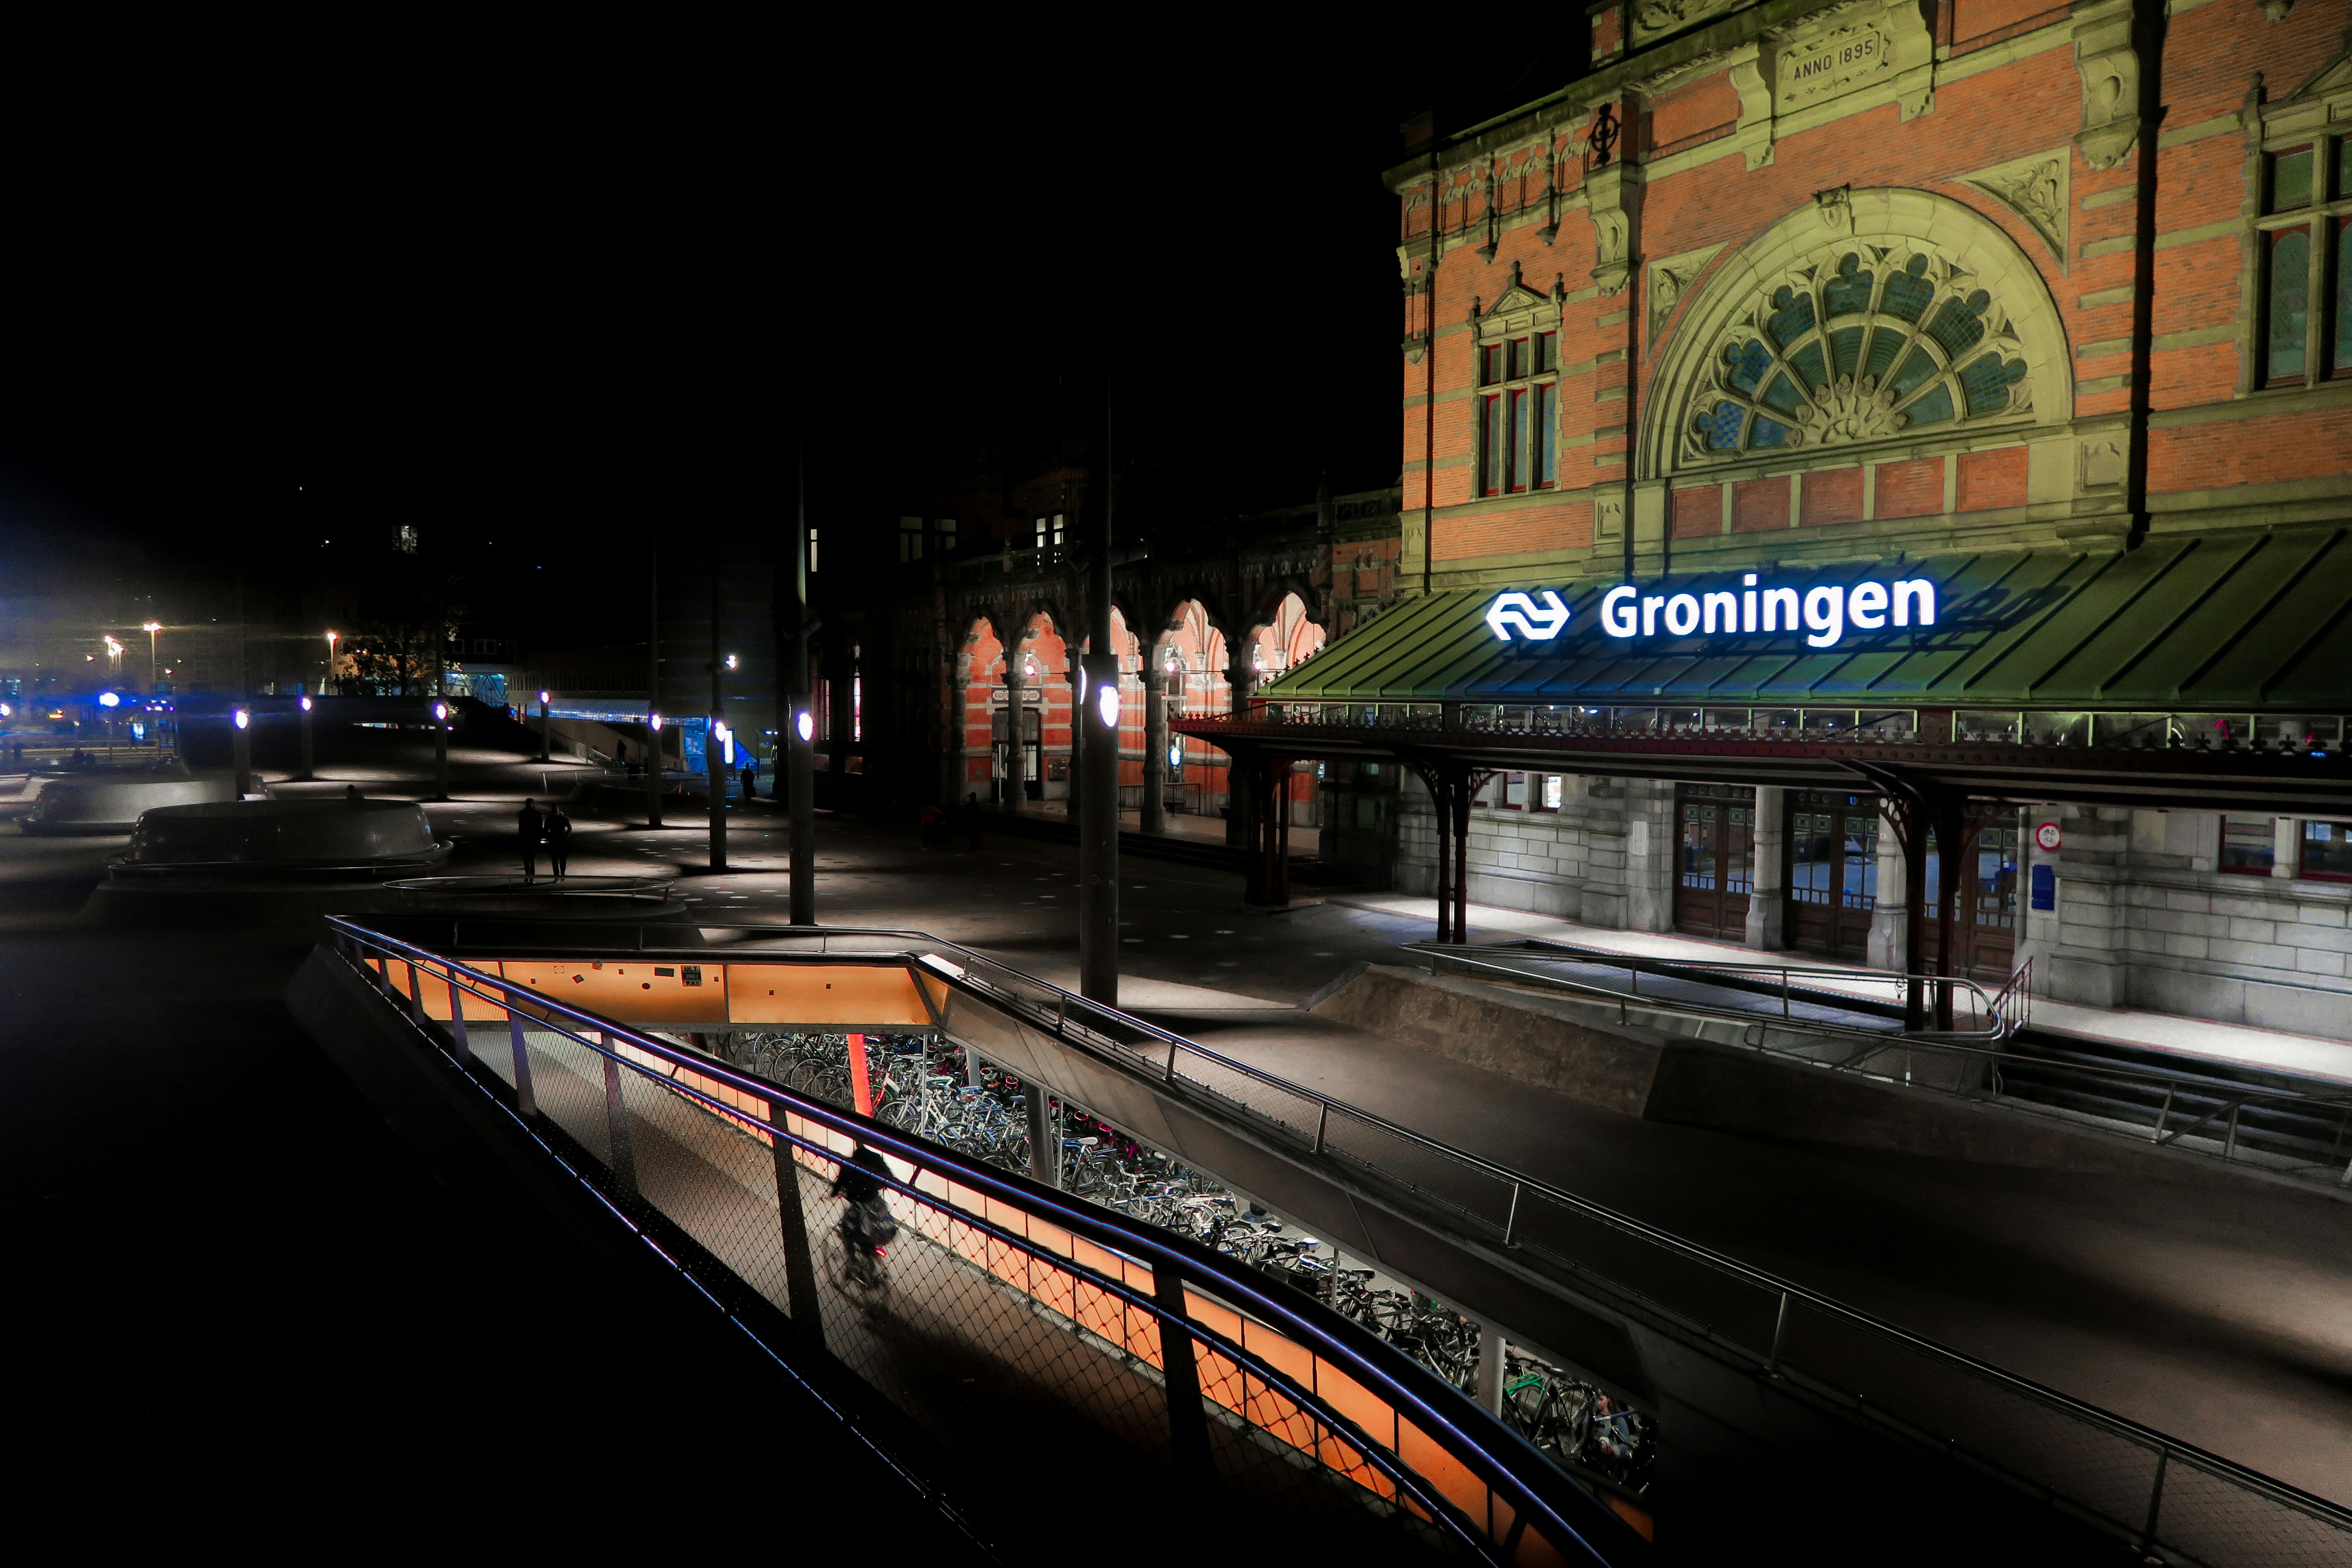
[1261, 528, 2352, 713]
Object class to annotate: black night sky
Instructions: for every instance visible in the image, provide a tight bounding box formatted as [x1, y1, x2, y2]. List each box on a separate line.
[0, 29, 1580, 643]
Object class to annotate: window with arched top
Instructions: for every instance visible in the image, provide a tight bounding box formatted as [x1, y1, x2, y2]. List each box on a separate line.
[1690, 247, 2034, 458]
[1641, 192, 2069, 483]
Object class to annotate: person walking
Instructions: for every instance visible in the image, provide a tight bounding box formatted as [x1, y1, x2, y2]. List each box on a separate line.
[615, 738, 629, 773]
[517, 797, 545, 883]
[741, 759, 757, 803]
[545, 802, 572, 880]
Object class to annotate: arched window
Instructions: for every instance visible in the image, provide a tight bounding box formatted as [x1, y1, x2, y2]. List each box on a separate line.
[1685, 246, 2035, 460]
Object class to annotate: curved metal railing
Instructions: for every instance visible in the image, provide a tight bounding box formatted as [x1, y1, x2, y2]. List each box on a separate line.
[324, 916, 1642, 1566]
[334, 915, 2352, 1566]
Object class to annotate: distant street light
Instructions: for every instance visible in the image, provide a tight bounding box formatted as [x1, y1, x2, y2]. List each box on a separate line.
[297, 694, 315, 781]
[143, 622, 161, 689]
[324, 630, 339, 695]
[232, 707, 252, 797]
[432, 699, 451, 801]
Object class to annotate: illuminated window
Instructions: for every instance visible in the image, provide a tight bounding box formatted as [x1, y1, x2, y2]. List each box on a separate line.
[1033, 514, 1066, 550]
[1477, 331, 1559, 497]
[935, 517, 958, 554]
[396, 524, 419, 553]
[2302, 821, 2352, 879]
[1539, 774, 1564, 811]
[2220, 815, 2276, 875]
[899, 517, 924, 563]
[807, 528, 819, 573]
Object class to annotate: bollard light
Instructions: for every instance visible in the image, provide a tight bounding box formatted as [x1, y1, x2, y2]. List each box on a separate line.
[300, 694, 312, 712]
[795, 710, 814, 743]
[433, 701, 448, 723]
[233, 709, 249, 730]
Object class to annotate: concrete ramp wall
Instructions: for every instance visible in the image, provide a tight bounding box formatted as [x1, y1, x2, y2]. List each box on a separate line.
[1312, 964, 2320, 1189]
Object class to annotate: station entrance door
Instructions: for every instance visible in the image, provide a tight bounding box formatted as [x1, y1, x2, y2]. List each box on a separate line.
[1674, 784, 1754, 941]
[1788, 791, 1880, 963]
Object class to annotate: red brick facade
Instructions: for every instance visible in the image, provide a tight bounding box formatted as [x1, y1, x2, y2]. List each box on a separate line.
[1393, 0, 2352, 590]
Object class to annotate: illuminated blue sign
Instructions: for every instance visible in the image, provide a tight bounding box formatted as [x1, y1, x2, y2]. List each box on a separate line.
[1596, 573, 1936, 650]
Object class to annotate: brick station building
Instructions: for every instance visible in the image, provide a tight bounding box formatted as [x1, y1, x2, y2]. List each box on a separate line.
[1180, 0, 2352, 1038]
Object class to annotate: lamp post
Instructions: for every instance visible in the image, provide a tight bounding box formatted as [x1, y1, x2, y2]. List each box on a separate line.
[788, 453, 815, 925]
[645, 555, 664, 830]
[232, 707, 252, 797]
[324, 630, 338, 696]
[1078, 376, 1120, 1008]
[298, 694, 315, 780]
[537, 689, 550, 763]
[707, 561, 727, 873]
[432, 699, 450, 801]
[143, 622, 161, 692]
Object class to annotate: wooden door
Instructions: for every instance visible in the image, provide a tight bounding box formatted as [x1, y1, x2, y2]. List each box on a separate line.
[1675, 786, 1754, 940]
[1788, 793, 1878, 962]
[1922, 814, 2021, 980]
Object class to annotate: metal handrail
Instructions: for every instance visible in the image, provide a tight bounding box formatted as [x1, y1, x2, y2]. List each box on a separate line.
[1409, 943, 2012, 1044]
[334, 913, 2352, 1558]
[1415, 941, 2352, 1117]
[323, 916, 1636, 1565]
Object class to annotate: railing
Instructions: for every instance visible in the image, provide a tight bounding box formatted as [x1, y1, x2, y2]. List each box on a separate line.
[1225, 701, 2352, 757]
[336, 916, 2352, 1565]
[325, 917, 1637, 1567]
[1419, 941, 2352, 1188]
[1410, 941, 2015, 1043]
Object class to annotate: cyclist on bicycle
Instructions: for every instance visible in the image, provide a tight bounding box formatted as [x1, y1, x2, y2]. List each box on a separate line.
[831, 1142, 899, 1269]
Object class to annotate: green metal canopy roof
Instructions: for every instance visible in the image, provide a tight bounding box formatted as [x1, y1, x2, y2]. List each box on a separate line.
[1260, 527, 2352, 713]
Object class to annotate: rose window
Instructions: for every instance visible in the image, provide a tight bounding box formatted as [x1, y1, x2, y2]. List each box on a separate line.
[1687, 248, 2034, 458]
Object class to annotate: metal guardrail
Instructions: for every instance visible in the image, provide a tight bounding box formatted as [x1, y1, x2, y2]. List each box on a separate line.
[1408, 942, 2016, 1043]
[342, 916, 2352, 1565]
[1418, 941, 2352, 1191]
[325, 916, 1637, 1566]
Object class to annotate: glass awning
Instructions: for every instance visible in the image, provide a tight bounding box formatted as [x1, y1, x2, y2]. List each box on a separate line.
[1258, 528, 2352, 713]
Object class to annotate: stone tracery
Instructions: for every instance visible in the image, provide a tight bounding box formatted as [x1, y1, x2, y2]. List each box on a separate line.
[1681, 242, 2036, 463]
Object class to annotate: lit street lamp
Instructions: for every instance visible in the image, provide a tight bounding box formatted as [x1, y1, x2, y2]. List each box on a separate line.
[233, 707, 252, 797]
[298, 693, 315, 781]
[142, 622, 161, 691]
[537, 688, 550, 763]
[432, 699, 451, 801]
[324, 630, 339, 695]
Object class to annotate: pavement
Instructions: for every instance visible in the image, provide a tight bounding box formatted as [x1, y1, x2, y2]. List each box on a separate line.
[10, 734, 2352, 1511]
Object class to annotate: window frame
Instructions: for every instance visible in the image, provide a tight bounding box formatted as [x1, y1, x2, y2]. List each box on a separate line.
[2300, 818, 2352, 882]
[2218, 814, 2278, 876]
[1473, 300, 1560, 499]
[2247, 122, 2352, 391]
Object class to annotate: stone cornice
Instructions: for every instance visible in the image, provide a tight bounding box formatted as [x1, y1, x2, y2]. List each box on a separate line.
[1380, 0, 1865, 193]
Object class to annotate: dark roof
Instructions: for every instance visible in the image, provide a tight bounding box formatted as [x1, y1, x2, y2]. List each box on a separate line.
[1261, 529, 2352, 713]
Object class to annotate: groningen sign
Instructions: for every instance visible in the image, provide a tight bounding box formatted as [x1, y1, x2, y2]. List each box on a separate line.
[1488, 573, 1938, 650]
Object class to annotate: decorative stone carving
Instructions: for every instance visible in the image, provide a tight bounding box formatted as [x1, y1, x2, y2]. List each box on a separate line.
[1595, 492, 1626, 539]
[1647, 242, 1728, 340]
[2263, 0, 2295, 22]
[1814, 184, 1854, 234]
[1631, 0, 1743, 47]
[2073, 10, 2143, 170]
[2079, 437, 2128, 489]
[1961, 149, 2070, 262]
[1586, 165, 1636, 297]
[1727, 50, 1776, 169]
[1763, 0, 1934, 122]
